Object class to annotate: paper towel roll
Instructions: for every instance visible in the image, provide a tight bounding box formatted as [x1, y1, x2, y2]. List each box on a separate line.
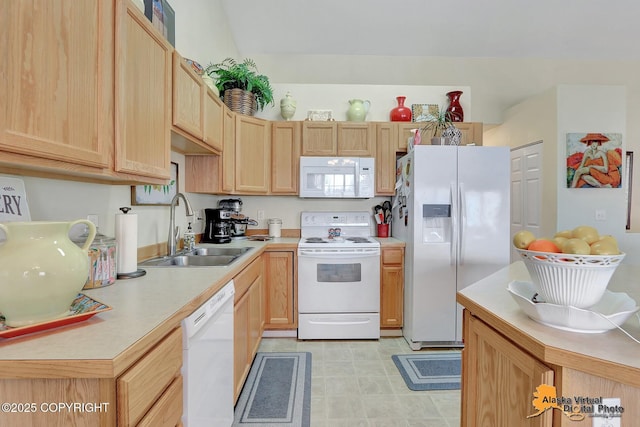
[115, 209, 138, 274]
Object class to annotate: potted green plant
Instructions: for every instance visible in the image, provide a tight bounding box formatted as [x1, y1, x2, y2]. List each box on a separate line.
[205, 58, 274, 115]
[419, 108, 460, 145]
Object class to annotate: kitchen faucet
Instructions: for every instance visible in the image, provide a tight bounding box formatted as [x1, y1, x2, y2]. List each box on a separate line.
[168, 193, 194, 256]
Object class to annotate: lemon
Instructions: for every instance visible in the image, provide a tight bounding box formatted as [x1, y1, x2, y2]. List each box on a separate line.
[513, 230, 536, 249]
[571, 225, 600, 244]
[562, 238, 591, 255]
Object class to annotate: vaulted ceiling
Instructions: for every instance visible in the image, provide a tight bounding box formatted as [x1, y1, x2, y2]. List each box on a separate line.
[221, 0, 640, 60]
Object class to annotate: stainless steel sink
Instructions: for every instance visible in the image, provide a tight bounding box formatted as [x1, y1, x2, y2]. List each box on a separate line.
[139, 247, 253, 267]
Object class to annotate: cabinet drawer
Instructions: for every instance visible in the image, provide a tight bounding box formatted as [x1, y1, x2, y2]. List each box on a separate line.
[117, 327, 182, 426]
[382, 248, 404, 265]
[235, 256, 263, 301]
[137, 375, 183, 427]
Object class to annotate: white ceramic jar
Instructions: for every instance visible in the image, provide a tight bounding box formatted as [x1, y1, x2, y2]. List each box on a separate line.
[268, 218, 282, 238]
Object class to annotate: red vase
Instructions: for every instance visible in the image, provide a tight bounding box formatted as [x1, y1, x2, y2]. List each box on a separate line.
[446, 91, 464, 122]
[390, 96, 412, 122]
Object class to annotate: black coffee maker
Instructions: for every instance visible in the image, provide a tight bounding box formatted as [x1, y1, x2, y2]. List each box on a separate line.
[202, 208, 233, 244]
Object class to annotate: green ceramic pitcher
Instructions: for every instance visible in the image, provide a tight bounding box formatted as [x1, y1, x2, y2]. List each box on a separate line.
[0, 220, 96, 327]
[347, 99, 371, 122]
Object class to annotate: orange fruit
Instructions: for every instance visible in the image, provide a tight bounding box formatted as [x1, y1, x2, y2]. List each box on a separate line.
[527, 239, 561, 253]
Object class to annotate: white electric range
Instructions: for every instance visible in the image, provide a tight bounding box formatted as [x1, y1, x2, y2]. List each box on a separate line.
[297, 211, 381, 339]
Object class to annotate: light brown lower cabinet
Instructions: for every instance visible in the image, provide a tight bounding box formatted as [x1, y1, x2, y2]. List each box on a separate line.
[0, 327, 183, 427]
[264, 250, 297, 329]
[462, 311, 553, 427]
[380, 247, 404, 328]
[233, 255, 265, 402]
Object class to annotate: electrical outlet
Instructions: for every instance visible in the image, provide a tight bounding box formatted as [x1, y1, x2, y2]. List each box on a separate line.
[257, 210, 265, 221]
[595, 209, 607, 221]
[592, 397, 621, 427]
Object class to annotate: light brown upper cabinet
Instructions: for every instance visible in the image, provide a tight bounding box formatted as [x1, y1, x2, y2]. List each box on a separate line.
[301, 121, 375, 156]
[171, 51, 223, 154]
[172, 52, 205, 141]
[0, 0, 173, 183]
[234, 115, 271, 193]
[115, 0, 173, 180]
[271, 122, 300, 194]
[376, 123, 397, 195]
[396, 122, 483, 152]
[0, 1, 113, 174]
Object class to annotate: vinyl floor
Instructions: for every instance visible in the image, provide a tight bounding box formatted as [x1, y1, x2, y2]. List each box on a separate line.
[257, 337, 461, 427]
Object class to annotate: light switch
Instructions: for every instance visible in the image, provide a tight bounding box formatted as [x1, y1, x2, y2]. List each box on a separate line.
[595, 209, 606, 221]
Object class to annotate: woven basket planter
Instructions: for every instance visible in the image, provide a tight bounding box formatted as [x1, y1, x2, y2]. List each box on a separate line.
[223, 88, 257, 116]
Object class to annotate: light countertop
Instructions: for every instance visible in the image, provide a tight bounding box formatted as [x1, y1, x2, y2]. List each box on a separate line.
[457, 261, 640, 387]
[0, 239, 300, 377]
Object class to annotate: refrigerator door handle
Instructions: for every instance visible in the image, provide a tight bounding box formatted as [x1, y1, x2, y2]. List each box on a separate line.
[450, 182, 457, 265]
[459, 182, 466, 265]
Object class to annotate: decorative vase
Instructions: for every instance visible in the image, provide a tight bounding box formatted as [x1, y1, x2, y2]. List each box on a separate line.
[0, 220, 96, 327]
[280, 92, 296, 121]
[201, 74, 220, 96]
[390, 96, 412, 122]
[347, 99, 371, 122]
[445, 90, 464, 122]
[442, 125, 462, 145]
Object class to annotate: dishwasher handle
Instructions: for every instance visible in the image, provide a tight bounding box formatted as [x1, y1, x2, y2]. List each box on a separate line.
[182, 280, 235, 340]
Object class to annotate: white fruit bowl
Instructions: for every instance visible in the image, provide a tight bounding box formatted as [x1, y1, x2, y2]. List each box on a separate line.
[516, 249, 625, 308]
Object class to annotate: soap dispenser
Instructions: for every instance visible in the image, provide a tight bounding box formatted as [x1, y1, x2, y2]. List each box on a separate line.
[184, 222, 196, 252]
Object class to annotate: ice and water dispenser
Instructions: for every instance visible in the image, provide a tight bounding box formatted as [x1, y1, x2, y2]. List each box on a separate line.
[422, 204, 451, 243]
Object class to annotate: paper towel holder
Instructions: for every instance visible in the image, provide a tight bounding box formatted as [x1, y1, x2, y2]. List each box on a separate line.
[116, 207, 147, 280]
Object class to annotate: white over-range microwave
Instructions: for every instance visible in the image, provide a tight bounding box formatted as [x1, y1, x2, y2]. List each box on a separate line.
[299, 156, 375, 198]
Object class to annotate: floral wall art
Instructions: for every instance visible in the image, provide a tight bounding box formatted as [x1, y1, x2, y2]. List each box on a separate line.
[566, 132, 623, 188]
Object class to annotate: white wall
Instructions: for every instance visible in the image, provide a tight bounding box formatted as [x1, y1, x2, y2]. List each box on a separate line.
[554, 85, 637, 261]
[484, 87, 558, 238]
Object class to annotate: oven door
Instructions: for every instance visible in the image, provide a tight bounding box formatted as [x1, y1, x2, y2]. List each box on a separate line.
[297, 248, 380, 313]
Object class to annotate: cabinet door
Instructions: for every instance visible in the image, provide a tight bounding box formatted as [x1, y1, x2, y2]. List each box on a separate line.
[337, 122, 375, 156]
[376, 123, 397, 195]
[396, 122, 483, 152]
[235, 115, 270, 193]
[203, 89, 224, 152]
[114, 1, 172, 180]
[455, 122, 483, 146]
[380, 247, 404, 327]
[396, 123, 420, 153]
[0, 1, 112, 169]
[248, 273, 264, 358]
[221, 108, 236, 192]
[271, 122, 300, 194]
[301, 121, 337, 155]
[264, 251, 296, 328]
[172, 51, 204, 140]
[463, 312, 553, 427]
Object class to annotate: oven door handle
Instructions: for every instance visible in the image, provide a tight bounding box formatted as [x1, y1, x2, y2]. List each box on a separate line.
[298, 249, 380, 258]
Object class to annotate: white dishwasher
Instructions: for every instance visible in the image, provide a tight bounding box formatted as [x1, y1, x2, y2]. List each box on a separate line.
[182, 280, 235, 427]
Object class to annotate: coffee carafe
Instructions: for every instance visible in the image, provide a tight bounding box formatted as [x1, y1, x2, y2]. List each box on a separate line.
[202, 208, 232, 244]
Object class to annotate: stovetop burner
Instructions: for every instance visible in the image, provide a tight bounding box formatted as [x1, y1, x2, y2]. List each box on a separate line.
[305, 237, 328, 243]
[346, 237, 372, 243]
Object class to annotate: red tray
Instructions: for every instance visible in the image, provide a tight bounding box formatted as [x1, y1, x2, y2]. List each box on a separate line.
[0, 294, 112, 339]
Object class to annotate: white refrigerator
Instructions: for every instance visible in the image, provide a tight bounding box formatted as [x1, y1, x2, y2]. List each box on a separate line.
[392, 145, 510, 349]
